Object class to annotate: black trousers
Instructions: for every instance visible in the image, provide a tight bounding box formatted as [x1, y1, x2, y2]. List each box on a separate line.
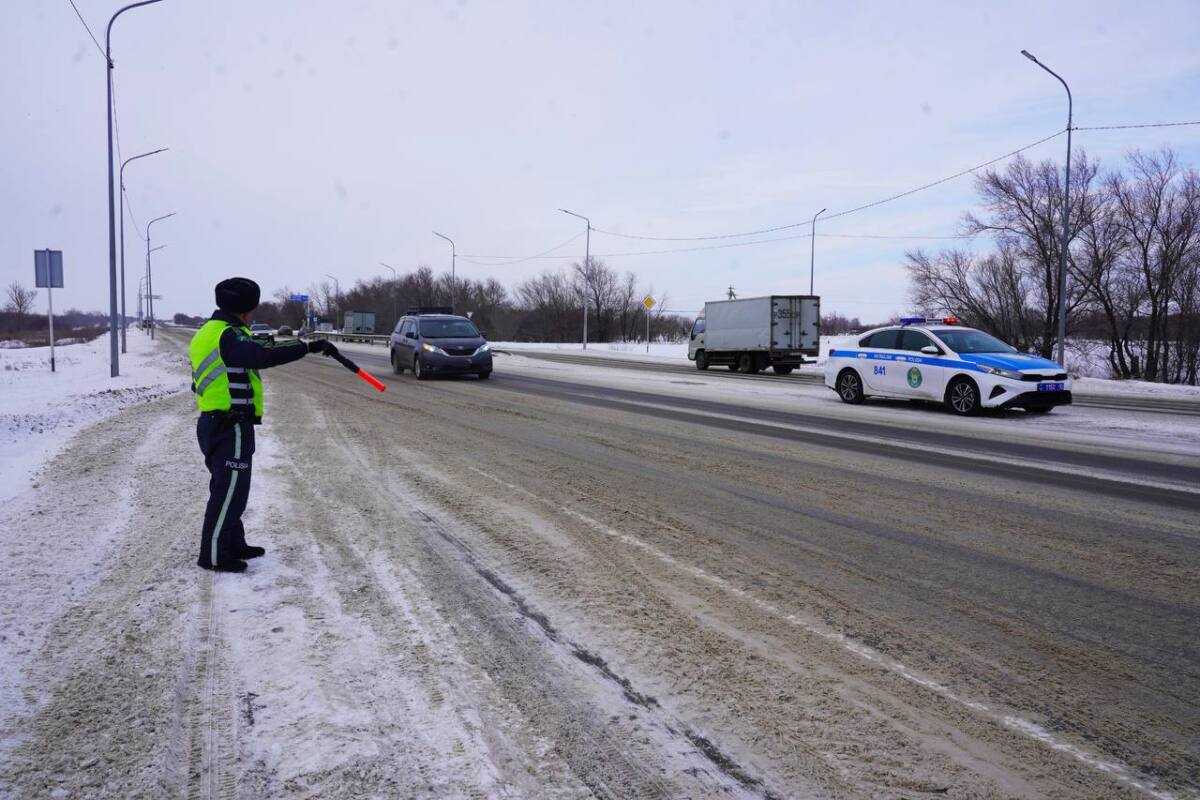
[196, 414, 256, 567]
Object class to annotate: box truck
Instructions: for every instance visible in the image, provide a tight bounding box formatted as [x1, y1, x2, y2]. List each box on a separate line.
[343, 311, 376, 335]
[687, 295, 819, 374]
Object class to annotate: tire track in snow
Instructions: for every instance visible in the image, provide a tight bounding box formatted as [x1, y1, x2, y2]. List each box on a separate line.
[464, 464, 1183, 800]
[187, 571, 238, 800]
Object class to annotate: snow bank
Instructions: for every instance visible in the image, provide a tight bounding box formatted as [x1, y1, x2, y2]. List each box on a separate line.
[494, 341, 692, 364]
[0, 332, 188, 504]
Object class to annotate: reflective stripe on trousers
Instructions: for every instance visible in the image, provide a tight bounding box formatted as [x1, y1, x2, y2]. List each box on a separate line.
[209, 423, 242, 566]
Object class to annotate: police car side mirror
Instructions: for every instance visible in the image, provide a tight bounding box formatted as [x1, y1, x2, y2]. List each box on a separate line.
[920, 345, 941, 355]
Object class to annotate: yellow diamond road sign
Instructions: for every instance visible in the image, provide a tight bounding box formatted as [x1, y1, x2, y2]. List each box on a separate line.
[642, 295, 655, 310]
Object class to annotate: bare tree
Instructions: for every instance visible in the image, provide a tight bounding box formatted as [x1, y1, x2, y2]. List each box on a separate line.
[964, 152, 1099, 356]
[1107, 149, 1200, 381]
[5, 281, 37, 327]
[572, 257, 621, 342]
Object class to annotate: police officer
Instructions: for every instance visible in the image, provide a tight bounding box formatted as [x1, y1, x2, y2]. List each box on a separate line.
[189, 277, 338, 573]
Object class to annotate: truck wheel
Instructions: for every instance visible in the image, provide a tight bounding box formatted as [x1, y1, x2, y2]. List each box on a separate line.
[695, 350, 709, 371]
[945, 376, 981, 416]
[737, 353, 754, 373]
[391, 349, 404, 374]
[836, 369, 865, 404]
[773, 365, 793, 375]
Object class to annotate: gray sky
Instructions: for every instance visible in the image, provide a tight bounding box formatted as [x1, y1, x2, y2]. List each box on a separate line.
[5, 0, 1199, 323]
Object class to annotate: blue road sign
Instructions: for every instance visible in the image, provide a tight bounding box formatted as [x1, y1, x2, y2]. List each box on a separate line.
[34, 250, 64, 288]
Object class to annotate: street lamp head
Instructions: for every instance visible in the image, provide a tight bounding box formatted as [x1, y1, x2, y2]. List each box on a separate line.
[1020, 49, 1038, 63]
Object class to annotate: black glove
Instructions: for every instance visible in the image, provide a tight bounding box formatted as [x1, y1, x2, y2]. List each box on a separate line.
[307, 339, 339, 356]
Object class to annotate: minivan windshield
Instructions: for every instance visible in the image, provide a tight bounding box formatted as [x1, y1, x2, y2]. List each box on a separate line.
[934, 328, 1018, 354]
[419, 319, 480, 338]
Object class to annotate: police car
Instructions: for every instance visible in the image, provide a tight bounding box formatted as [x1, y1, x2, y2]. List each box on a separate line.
[824, 316, 1072, 415]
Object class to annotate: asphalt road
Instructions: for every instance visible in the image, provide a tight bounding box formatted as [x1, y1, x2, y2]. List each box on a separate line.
[279, 346, 1199, 799]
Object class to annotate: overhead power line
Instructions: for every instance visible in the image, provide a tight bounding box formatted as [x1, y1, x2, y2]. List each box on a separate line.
[590, 129, 1067, 242]
[65, 0, 105, 59]
[458, 229, 977, 263]
[458, 231, 584, 266]
[1074, 120, 1200, 131]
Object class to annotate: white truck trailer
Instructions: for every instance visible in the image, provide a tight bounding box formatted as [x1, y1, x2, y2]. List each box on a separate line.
[687, 295, 820, 374]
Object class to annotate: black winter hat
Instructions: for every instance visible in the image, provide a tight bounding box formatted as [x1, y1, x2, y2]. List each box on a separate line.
[215, 277, 260, 314]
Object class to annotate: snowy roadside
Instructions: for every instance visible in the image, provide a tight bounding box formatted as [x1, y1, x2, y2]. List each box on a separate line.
[0, 333, 187, 504]
[493, 340, 1200, 399]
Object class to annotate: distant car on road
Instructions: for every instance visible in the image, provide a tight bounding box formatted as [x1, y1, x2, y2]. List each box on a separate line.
[248, 322, 275, 344]
[389, 309, 492, 380]
[825, 317, 1072, 415]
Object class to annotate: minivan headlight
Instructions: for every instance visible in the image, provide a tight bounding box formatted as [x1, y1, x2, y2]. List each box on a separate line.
[473, 343, 491, 356]
[421, 342, 447, 355]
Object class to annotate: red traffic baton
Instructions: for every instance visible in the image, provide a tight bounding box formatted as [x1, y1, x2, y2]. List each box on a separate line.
[326, 349, 387, 392]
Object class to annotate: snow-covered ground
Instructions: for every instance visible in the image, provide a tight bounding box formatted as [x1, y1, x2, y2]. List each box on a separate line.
[494, 336, 858, 364]
[495, 340, 693, 364]
[0, 333, 187, 504]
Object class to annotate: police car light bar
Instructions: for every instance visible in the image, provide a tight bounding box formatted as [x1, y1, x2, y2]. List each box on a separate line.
[900, 315, 961, 326]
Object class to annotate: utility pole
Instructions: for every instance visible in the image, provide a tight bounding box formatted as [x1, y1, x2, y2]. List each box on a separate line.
[559, 209, 591, 349]
[809, 207, 826, 295]
[432, 231, 456, 310]
[1021, 49, 1073, 366]
[105, 0, 165, 377]
[379, 262, 398, 329]
[145, 211, 175, 340]
[119, 147, 167, 354]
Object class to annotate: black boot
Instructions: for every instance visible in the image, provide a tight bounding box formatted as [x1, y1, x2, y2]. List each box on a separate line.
[239, 545, 266, 560]
[198, 559, 248, 573]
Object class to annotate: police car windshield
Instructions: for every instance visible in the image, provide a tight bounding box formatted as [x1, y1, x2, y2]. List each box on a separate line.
[419, 319, 479, 338]
[934, 329, 1017, 354]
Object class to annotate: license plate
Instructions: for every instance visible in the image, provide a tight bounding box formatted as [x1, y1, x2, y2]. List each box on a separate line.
[1037, 382, 1065, 392]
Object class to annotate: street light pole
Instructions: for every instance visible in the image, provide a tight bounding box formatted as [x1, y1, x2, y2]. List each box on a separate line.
[325, 273, 340, 330]
[379, 261, 398, 328]
[119, 147, 167, 354]
[809, 207, 826, 295]
[559, 209, 591, 349]
[145, 212, 175, 340]
[106, 0, 165, 377]
[432, 231, 456, 310]
[1021, 49, 1073, 365]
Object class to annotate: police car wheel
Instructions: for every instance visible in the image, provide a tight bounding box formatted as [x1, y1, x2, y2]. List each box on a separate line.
[836, 369, 865, 404]
[946, 377, 981, 416]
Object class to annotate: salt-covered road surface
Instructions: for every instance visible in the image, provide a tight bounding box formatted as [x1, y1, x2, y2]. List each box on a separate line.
[2, 332, 1196, 799]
